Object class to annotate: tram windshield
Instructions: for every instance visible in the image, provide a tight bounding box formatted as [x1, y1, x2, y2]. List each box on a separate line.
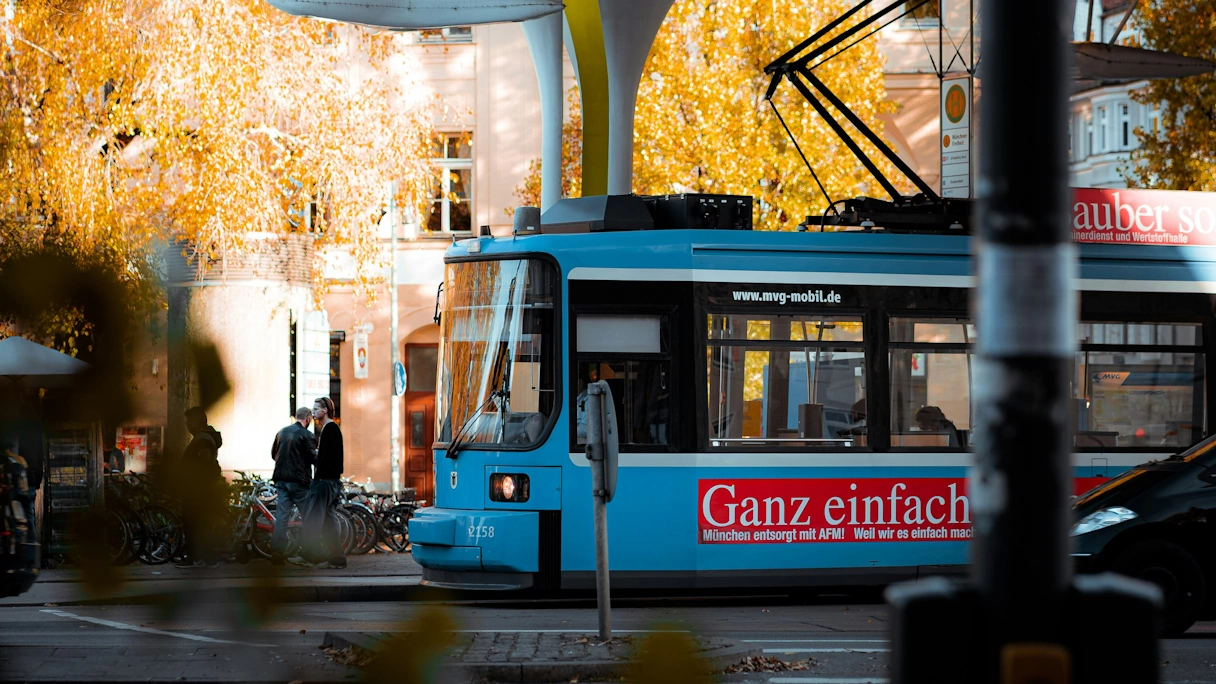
[436, 258, 557, 450]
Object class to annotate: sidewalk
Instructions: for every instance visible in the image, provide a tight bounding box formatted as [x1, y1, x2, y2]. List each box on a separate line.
[1, 553, 425, 607]
[322, 630, 765, 683]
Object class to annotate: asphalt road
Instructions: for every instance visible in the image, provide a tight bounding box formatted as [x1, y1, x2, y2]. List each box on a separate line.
[0, 593, 1213, 683]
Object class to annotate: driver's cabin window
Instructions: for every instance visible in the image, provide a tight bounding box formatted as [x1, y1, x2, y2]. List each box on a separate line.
[573, 314, 672, 448]
[706, 313, 866, 449]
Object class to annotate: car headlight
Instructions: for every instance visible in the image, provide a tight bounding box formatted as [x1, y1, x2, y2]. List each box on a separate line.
[1070, 506, 1137, 536]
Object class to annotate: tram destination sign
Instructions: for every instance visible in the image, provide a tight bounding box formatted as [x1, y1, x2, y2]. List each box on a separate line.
[1072, 186, 1216, 246]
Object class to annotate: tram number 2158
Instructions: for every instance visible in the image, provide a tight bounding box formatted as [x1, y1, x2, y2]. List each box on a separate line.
[469, 525, 495, 539]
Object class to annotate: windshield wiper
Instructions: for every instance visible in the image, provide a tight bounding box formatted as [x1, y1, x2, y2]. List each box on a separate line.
[446, 341, 512, 459]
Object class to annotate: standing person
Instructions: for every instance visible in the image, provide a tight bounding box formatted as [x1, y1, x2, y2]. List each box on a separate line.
[271, 407, 315, 566]
[301, 396, 345, 569]
[103, 438, 125, 474]
[175, 407, 223, 568]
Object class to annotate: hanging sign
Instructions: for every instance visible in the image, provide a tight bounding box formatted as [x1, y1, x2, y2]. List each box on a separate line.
[940, 75, 972, 199]
[393, 361, 407, 396]
[353, 332, 369, 379]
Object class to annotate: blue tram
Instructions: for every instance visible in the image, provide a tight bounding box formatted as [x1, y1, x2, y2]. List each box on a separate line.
[409, 200, 1215, 590]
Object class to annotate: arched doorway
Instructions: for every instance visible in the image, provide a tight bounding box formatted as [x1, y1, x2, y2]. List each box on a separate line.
[403, 324, 439, 503]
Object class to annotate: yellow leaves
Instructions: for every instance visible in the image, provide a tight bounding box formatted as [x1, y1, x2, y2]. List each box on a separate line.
[1126, 0, 1216, 191]
[632, 0, 900, 230]
[1, 0, 437, 315]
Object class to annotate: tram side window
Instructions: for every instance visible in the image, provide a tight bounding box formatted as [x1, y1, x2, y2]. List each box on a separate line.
[889, 317, 975, 449]
[1074, 322, 1206, 448]
[574, 314, 672, 447]
[706, 313, 866, 448]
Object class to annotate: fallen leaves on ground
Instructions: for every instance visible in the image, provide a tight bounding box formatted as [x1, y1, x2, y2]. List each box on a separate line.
[724, 656, 816, 674]
[322, 646, 375, 668]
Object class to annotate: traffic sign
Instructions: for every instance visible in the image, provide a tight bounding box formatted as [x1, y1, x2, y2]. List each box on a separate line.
[940, 75, 972, 199]
[392, 361, 407, 396]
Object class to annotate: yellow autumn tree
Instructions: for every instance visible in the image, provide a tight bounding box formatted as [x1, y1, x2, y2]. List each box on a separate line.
[0, 0, 436, 350]
[1126, 0, 1216, 190]
[635, 0, 899, 230]
[515, 1, 899, 230]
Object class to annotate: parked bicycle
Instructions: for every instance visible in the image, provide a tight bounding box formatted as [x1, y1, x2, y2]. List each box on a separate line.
[102, 472, 184, 566]
[92, 471, 423, 565]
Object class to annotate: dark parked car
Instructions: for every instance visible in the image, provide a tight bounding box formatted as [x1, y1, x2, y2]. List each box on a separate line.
[1072, 436, 1216, 636]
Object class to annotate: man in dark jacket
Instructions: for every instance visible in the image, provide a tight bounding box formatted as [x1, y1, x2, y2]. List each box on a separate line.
[270, 407, 315, 565]
[176, 407, 223, 568]
[301, 396, 345, 568]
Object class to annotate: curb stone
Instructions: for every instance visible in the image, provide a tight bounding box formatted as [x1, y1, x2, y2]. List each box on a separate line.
[322, 631, 765, 683]
[2, 580, 434, 607]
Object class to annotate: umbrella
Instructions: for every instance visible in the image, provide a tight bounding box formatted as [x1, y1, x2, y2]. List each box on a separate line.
[0, 336, 90, 388]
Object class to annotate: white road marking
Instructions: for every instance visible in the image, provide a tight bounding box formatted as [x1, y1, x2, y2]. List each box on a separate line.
[769, 678, 890, 684]
[451, 629, 689, 633]
[763, 648, 890, 654]
[40, 609, 274, 647]
[744, 639, 890, 643]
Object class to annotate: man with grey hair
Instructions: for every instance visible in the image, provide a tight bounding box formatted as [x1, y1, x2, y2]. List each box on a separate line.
[270, 407, 316, 566]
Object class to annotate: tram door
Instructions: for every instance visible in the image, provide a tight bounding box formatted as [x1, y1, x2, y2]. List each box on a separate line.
[404, 344, 437, 503]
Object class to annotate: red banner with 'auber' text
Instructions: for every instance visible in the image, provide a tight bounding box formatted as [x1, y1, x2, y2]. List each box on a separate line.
[698, 478, 1108, 545]
[1072, 187, 1216, 246]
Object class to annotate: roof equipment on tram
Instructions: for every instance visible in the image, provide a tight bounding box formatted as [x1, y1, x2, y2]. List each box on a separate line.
[538, 193, 754, 233]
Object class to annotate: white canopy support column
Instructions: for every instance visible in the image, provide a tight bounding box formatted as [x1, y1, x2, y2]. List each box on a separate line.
[523, 12, 564, 212]
[599, 0, 674, 196]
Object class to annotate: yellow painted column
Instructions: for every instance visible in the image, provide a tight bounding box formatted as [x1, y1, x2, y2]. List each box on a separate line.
[564, 0, 609, 197]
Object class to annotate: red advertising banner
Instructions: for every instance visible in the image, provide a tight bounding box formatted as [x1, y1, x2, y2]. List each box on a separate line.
[698, 477, 1109, 545]
[1072, 186, 1216, 246]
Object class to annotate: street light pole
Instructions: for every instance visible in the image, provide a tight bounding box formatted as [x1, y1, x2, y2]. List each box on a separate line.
[888, 1, 1161, 681]
[970, 0, 1074, 659]
[389, 180, 401, 494]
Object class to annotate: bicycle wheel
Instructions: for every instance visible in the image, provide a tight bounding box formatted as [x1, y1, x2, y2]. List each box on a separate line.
[250, 507, 276, 559]
[330, 506, 353, 556]
[342, 506, 366, 554]
[378, 505, 412, 553]
[104, 509, 134, 565]
[346, 504, 379, 555]
[137, 505, 183, 565]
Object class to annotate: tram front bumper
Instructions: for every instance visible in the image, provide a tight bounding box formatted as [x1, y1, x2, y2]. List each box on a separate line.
[410, 508, 539, 574]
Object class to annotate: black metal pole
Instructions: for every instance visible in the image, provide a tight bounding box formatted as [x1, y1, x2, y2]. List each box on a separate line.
[971, 0, 1074, 662]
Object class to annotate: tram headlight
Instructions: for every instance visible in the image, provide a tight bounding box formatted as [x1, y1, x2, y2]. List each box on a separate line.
[1070, 506, 1137, 536]
[490, 473, 530, 503]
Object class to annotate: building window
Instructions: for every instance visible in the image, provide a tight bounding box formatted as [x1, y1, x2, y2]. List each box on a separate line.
[426, 132, 473, 234]
[1097, 106, 1108, 153]
[1086, 113, 1094, 157]
[706, 313, 866, 449]
[417, 26, 473, 43]
[407, 345, 437, 393]
[329, 331, 344, 419]
[1120, 103, 1131, 148]
[903, 0, 940, 24]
